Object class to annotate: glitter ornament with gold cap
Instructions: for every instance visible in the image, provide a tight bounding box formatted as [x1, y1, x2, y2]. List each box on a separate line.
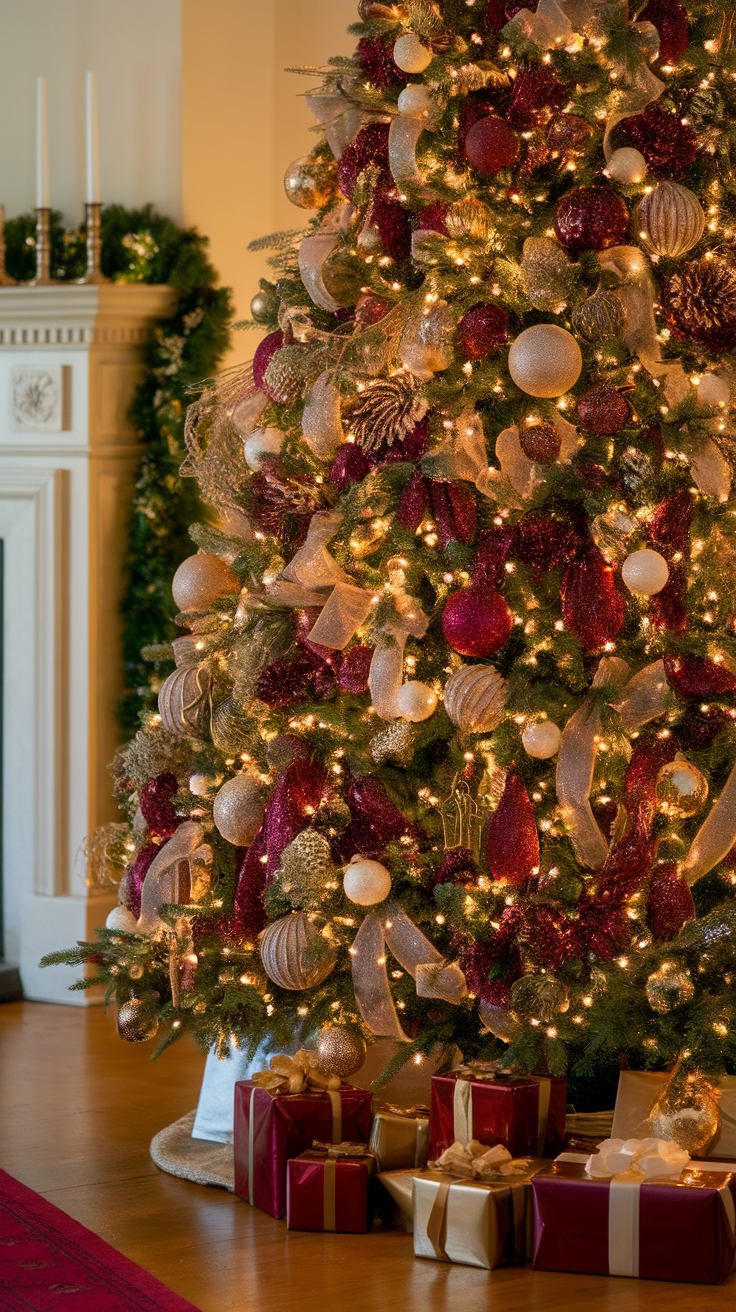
[645, 962, 696, 1014]
[117, 999, 159, 1043]
[315, 1026, 367, 1078]
[284, 152, 338, 209]
[656, 758, 709, 818]
[647, 1073, 721, 1156]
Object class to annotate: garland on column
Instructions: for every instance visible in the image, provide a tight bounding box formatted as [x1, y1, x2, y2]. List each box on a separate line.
[3, 205, 232, 734]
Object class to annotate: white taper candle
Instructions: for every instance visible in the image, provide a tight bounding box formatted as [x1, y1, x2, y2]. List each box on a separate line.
[36, 75, 49, 209]
[85, 71, 100, 204]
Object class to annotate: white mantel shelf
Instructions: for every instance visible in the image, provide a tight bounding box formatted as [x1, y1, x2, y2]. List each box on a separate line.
[0, 282, 175, 1002]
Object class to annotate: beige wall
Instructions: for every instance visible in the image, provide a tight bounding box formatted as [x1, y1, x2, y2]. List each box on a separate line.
[182, 0, 356, 365]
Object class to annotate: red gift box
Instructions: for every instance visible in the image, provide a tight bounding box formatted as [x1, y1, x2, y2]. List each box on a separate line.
[429, 1069, 566, 1161]
[234, 1081, 373, 1218]
[532, 1152, 736, 1284]
[287, 1146, 377, 1233]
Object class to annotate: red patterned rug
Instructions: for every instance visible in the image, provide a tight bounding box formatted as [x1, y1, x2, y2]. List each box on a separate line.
[0, 1168, 200, 1311]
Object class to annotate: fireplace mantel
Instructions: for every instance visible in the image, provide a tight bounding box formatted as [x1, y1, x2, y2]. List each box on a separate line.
[0, 282, 174, 1001]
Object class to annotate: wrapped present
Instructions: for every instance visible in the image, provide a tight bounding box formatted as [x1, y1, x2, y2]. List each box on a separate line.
[413, 1147, 544, 1270]
[429, 1065, 566, 1160]
[375, 1167, 420, 1232]
[233, 1052, 372, 1218]
[612, 1069, 736, 1159]
[369, 1104, 429, 1172]
[287, 1143, 377, 1233]
[532, 1141, 736, 1283]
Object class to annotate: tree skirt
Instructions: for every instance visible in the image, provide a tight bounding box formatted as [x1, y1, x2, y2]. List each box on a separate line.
[150, 1111, 235, 1191]
[0, 1166, 200, 1311]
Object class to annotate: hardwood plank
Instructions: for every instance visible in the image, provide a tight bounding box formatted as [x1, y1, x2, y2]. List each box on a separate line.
[0, 1000, 733, 1311]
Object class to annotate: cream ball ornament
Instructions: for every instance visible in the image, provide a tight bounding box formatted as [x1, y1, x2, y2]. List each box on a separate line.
[106, 904, 138, 933]
[212, 774, 265, 846]
[508, 324, 582, 398]
[243, 427, 285, 470]
[697, 373, 731, 409]
[606, 147, 647, 185]
[621, 548, 669, 597]
[393, 32, 433, 73]
[522, 720, 562, 759]
[171, 553, 238, 612]
[395, 680, 438, 722]
[343, 856, 392, 906]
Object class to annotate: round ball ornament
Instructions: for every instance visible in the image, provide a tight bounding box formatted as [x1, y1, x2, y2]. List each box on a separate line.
[656, 758, 709, 818]
[576, 382, 630, 435]
[697, 373, 731, 409]
[522, 720, 562, 759]
[343, 857, 392, 906]
[645, 963, 695, 1015]
[315, 1027, 367, 1079]
[445, 198, 494, 242]
[250, 286, 278, 324]
[393, 32, 433, 73]
[158, 663, 212, 738]
[259, 911, 338, 990]
[243, 426, 285, 470]
[117, 999, 159, 1043]
[606, 147, 647, 185]
[555, 186, 629, 252]
[464, 117, 520, 175]
[635, 181, 705, 258]
[443, 664, 508, 735]
[442, 585, 513, 658]
[171, 554, 238, 613]
[648, 1083, 720, 1155]
[508, 325, 582, 398]
[106, 904, 138, 933]
[283, 153, 337, 209]
[212, 774, 265, 846]
[395, 680, 438, 723]
[621, 547, 669, 596]
[458, 304, 509, 358]
[519, 420, 561, 463]
[571, 289, 625, 345]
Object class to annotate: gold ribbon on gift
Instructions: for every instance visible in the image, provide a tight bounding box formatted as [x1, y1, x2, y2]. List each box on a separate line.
[423, 1174, 529, 1267]
[251, 1049, 342, 1095]
[301, 1143, 376, 1232]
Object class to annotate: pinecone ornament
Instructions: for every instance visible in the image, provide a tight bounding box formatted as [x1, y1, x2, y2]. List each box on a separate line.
[666, 259, 736, 352]
[263, 344, 314, 404]
[348, 375, 429, 453]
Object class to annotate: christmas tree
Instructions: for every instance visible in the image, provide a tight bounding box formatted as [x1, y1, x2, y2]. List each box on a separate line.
[47, 0, 736, 1121]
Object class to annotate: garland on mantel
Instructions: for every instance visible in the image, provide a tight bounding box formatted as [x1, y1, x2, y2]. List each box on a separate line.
[4, 205, 232, 735]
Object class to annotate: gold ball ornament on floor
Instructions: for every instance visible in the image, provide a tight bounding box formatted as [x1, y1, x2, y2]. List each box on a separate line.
[635, 181, 705, 259]
[394, 681, 438, 722]
[171, 554, 238, 613]
[315, 1027, 367, 1079]
[656, 758, 709, 818]
[212, 774, 265, 846]
[259, 911, 338, 991]
[508, 325, 582, 398]
[522, 720, 562, 759]
[645, 962, 696, 1014]
[647, 1077, 720, 1156]
[158, 662, 212, 738]
[117, 999, 159, 1043]
[621, 548, 669, 597]
[343, 857, 392, 906]
[283, 153, 338, 209]
[443, 664, 508, 735]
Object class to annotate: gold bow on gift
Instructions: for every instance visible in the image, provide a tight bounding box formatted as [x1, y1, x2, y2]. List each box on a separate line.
[432, 1140, 537, 1182]
[312, 1140, 371, 1158]
[251, 1049, 342, 1094]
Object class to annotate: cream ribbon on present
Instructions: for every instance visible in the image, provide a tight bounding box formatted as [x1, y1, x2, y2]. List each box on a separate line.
[433, 1139, 536, 1181]
[452, 1071, 552, 1156]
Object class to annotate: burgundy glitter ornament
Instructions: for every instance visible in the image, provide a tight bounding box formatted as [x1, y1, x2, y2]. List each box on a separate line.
[515, 513, 581, 577]
[456, 933, 521, 1005]
[474, 525, 517, 589]
[576, 382, 630, 435]
[617, 104, 697, 177]
[647, 863, 696, 941]
[666, 259, 736, 353]
[430, 479, 477, 548]
[248, 470, 320, 550]
[256, 656, 314, 709]
[139, 773, 180, 840]
[562, 557, 625, 650]
[356, 35, 401, 87]
[416, 202, 449, 235]
[336, 645, 373, 694]
[338, 123, 392, 201]
[485, 772, 539, 886]
[120, 844, 158, 919]
[370, 415, 429, 467]
[649, 489, 693, 554]
[555, 186, 629, 253]
[435, 847, 480, 886]
[507, 66, 568, 129]
[253, 331, 285, 394]
[231, 828, 269, 940]
[639, 0, 690, 65]
[442, 584, 513, 657]
[465, 117, 520, 175]
[458, 304, 509, 358]
[370, 195, 412, 261]
[546, 114, 594, 159]
[519, 421, 561, 463]
[484, 0, 508, 29]
[355, 292, 392, 326]
[664, 654, 736, 699]
[397, 468, 430, 532]
[459, 97, 498, 159]
[648, 563, 688, 635]
[332, 775, 409, 863]
[329, 443, 371, 493]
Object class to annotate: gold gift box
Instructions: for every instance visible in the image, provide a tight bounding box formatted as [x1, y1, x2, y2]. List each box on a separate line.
[375, 1167, 421, 1232]
[369, 1110, 429, 1172]
[413, 1169, 534, 1270]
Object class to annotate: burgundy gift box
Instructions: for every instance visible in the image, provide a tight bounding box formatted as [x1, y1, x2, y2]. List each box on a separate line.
[287, 1147, 377, 1233]
[429, 1070, 566, 1161]
[532, 1153, 736, 1284]
[233, 1081, 373, 1218]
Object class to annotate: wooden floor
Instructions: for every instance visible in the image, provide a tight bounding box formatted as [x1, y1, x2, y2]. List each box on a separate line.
[0, 1000, 734, 1311]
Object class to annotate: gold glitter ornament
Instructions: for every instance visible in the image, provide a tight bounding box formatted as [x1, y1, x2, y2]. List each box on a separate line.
[315, 1026, 367, 1078]
[647, 1074, 720, 1155]
[656, 758, 709, 818]
[212, 774, 265, 846]
[519, 236, 575, 314]
[117, 999, 159, 1043]
[443, 664, 508, 735]
[645, 962, 695, 1014]
[370, 719, 416, 765]
[284, 153, 338, 210]
[445, 198, 495, 242]
[275, 829, 335, 904]
[259, 911, 337, 990]
[262, 343, 313, 404]
[171, 553, 238, 613]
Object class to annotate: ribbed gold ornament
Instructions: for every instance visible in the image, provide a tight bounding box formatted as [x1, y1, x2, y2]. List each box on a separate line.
[443, 665, 508, 735]
[259, 911, 337, 991]
[445, 198, 494, 242]
[158, 663, 211, 738]
[635, 181, 705, 258]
